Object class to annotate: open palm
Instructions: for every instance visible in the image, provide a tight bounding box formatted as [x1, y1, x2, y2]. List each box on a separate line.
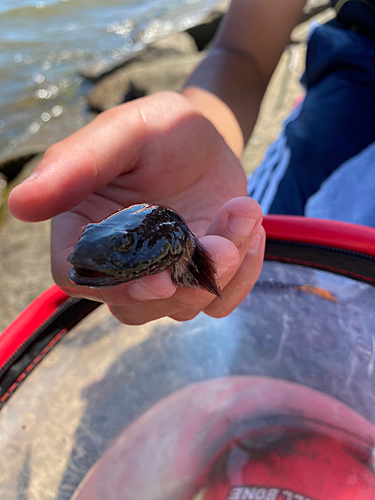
[8, 92, 264, 324]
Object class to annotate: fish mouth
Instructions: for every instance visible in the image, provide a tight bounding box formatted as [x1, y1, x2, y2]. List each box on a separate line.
[69, 266, 125, 288]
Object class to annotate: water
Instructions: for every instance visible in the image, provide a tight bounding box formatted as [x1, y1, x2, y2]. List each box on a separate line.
[0, 0, 224, 160]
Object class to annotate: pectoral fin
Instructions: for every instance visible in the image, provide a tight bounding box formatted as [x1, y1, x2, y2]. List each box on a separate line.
[171, 237, 222, 299]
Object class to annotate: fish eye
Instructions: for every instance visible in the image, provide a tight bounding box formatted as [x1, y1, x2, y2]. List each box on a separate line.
[118, 232, 134, 252]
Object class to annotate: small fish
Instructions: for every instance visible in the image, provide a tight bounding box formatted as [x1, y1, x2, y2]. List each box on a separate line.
[68, 203, 222, 298]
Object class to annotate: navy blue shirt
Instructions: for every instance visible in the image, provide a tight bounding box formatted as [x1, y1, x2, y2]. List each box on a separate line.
[331, 0, 375, 37]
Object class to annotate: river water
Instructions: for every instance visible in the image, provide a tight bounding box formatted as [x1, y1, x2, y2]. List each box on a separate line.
[0, 0, 224, 158]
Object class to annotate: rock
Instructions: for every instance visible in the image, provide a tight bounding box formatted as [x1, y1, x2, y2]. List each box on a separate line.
[292, 5, 335, 43]
[0, 155, 54, 332]
[81, 31, 198, 81]
[129, 52, 205, 96]
[88, 72, 130, 112]
[0, 173, 7, 214]
[135, 31, 198, 60]
[0, 152, 38, 183]
[88, 52, 204, 112]
[0, 98, 95, 182]
[241, 43, 307, 175]
[87, 31, 201, 112]
[186, 9, 225, 51]
[302, 0, 331, 22]
[184, 0, 330, 51]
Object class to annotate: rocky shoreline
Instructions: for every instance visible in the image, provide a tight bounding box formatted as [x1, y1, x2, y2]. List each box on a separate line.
[0, 0, 332, 332]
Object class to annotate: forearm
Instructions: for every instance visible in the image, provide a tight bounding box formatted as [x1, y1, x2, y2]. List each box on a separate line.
[183, 0, 306, 157]
[183, 47, 266, 157]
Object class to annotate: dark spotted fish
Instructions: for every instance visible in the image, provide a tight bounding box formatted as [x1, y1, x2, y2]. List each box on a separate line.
[67, 203, 222, 298]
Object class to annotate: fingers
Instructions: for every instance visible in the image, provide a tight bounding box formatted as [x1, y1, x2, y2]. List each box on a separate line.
[206, 196, 262, 250]
[107, 235, 239, 325]
[109, 197, 264, 325]
[51, 211, 177, 306]
[8, 92, 204, 223]
[51, 214, 236, 314]
[7, 101, 147, 222]
[203, 225, 265, 317]
[52, 192, 263, 326]
[170, 196, 263, 321]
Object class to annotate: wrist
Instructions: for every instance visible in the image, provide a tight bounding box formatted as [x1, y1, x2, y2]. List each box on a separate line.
[182, 85, 244, 158]
[182, 47, 267, 158]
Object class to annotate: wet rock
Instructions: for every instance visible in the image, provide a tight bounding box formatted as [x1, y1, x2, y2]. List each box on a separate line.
[185, 0, 331, 52]
[87, 31, 201, 112]
[129, 52, 204, 96]
[186, 9, 225, 51]
[134, 31, 197, 60]
[86, 0, 331, 113]
[184, 0, 330, 51]
[88, 52, 204, 112]
[0, 155, 54, 332]
[0, 173, 7, 214]
[81, 31, 198, 81]
[0, 152, 38, 183]
[0, 98, 95, 182]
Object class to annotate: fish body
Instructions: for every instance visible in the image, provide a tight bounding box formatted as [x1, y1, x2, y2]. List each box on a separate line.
[68, 204, 222, 298]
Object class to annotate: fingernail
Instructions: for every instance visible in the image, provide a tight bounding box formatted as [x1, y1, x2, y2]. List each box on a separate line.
[248, 228, 263, 253]
[228, 215, 257, 238]
[23, 170, 40, 183]
[216, 264, 232, 279]
[128, 282, 159, 301]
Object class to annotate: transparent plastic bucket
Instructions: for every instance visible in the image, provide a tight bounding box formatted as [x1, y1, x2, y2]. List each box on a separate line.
[1, 217, 375, 499]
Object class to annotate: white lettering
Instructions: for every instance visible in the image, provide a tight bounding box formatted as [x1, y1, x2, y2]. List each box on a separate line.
[255, 488, 266, 500]
[228, 487, 281, 500]
[243, 487, 258, 499]
[281, 490, 313, 500]
[267, 489, 280, 500]
[282, 491, 294, 500]
[228, 487, 243, 500]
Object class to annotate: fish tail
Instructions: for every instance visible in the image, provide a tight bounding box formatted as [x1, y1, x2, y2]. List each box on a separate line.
[171, 237, 222, 299]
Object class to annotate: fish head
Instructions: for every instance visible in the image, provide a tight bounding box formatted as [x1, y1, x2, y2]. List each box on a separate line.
[67, 204, 189, 287]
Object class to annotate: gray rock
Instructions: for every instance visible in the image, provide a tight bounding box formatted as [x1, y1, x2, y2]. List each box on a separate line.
[133, 31, 198, 60]
[81, 30, 198, 81]
[86, 31, 200, 112]
[0, 155, 54, 333]
[186, 0, 330, 51]
[0, 152, 38, 183]
[292, 6, 335, 43]
[300, 0, 331, 22]
[0, 98, 95, 181]
[186, 9, 225, 51]
[129, 52, 205, 96]
[88, 52, 204, 112]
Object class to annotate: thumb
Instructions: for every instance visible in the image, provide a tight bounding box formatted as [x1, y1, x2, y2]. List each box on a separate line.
[7, 102, 146, 222]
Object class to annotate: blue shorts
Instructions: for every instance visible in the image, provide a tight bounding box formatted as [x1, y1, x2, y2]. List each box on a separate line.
[248, 20, 375, 222]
